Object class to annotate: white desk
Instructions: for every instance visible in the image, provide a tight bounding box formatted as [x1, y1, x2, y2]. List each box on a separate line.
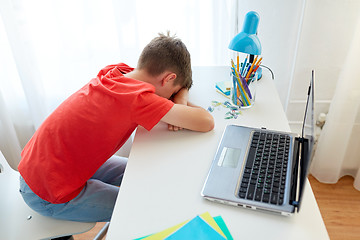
[106, 66, 329, 240]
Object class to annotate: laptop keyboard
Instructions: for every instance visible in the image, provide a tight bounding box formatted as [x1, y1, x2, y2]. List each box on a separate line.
[239, 131, 290, 205]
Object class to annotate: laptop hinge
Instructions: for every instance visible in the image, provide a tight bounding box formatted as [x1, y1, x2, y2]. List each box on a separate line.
[296, 137, 311, 212]
[289, 137, 302, 208]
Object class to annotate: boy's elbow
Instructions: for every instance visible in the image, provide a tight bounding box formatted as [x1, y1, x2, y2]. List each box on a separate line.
[206, 119, 215, 132]
[200, 115, 215, 132]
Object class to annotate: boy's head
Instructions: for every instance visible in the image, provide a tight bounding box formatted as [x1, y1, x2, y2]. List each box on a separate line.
[137, 32, 192, 90]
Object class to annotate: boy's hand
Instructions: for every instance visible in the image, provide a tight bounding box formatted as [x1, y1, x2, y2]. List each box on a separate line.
[168, 88, 189, 131]
[168, 125, 182, 131]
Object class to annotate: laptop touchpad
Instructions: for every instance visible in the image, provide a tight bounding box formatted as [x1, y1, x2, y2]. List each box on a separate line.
[217, 147, 241, 168]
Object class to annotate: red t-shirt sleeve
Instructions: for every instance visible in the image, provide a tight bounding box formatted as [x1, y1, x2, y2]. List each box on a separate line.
[131, 91, 174, 131]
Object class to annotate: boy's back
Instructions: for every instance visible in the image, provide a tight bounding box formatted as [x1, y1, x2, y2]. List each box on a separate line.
[19, 63, 175, 204]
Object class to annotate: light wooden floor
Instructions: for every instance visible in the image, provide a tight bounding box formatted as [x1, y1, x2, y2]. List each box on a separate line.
[308, 175, 360, 240]
[74, 175, 360, 240]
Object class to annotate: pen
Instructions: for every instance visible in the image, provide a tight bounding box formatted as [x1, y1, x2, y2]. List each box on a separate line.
[243, 65, 251, 77]
[245, 55, 258, 79]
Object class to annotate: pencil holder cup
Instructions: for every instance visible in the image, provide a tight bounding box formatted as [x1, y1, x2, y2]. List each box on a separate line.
[230, 71, 257, 108]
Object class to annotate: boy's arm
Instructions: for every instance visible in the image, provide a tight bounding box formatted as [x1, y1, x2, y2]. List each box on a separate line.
[161, 89, 214, 132]
[166, 88, 188, 131]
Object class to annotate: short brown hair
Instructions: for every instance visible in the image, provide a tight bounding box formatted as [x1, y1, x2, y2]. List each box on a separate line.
[137, 32, 192, 89]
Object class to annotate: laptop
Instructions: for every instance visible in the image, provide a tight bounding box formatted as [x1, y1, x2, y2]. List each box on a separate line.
[201, 71, 315, 216]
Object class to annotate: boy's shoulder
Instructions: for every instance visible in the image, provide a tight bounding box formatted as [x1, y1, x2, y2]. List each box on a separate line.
[97, 63, 134, 79]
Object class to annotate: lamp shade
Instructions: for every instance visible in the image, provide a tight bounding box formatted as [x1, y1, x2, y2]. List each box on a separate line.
[229, 11, 261, 55]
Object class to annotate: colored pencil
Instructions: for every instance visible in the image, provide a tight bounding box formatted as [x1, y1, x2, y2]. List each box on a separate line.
[238, 72, 252, 99]
[231, 60, 250, 106]
[240, 56, 248, 76]
[255, 57, 262, 66]
[245, 55, 258, 79]
[252, 64, 261, 75]
[237, 55, 240, 72]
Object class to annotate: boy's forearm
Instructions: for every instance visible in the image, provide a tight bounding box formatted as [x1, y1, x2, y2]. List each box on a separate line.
[162, 104, 214, 132]
[172, 88, 188, 105]
[166, 88, 214, 132]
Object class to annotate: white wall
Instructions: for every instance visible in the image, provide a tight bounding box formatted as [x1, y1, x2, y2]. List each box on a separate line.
[287, 0, 360, 134]
[237, 0, 360, 135]
[235, 0, 305, 109]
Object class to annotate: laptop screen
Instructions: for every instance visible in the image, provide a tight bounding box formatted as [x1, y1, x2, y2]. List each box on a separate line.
[297, 70, 315, 211]
[302, 70, 315, 141]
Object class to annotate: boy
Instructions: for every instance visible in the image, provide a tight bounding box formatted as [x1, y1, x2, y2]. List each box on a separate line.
[18, 33, 214, 223]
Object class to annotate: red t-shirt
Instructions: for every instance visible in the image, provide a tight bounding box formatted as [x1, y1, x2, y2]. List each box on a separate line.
[18, 63, 174, 203]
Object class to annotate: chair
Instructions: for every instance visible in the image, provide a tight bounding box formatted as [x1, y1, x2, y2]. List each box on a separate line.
[0, 151, 109, 240]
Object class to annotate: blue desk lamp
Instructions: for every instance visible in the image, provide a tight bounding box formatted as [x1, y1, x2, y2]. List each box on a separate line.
[229, 11, 262, 78]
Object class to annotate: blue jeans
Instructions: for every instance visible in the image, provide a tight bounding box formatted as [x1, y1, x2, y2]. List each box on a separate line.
[19, 155, 127, 222]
